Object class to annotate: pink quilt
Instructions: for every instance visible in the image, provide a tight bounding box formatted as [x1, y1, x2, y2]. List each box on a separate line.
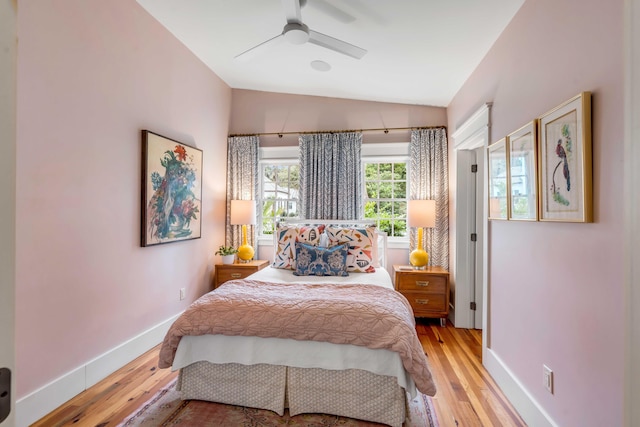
[158, 279, 436, 396]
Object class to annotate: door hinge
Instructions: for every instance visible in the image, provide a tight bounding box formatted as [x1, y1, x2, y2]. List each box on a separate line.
[470, 233, 477, 242]
[0, 367, 10, 423]
[470, 302, 477, 311]
[471, 164, 478, 173]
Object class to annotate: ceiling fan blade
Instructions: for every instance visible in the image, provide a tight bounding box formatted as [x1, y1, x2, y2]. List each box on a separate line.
[234, 33, 284, 61]
[309, 0, 356, 24]
[282, 0, 302, 24]
[307, 30, 367, 59]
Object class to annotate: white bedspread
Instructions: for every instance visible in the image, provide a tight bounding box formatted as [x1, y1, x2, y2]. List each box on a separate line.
[171, 267, 418, 397]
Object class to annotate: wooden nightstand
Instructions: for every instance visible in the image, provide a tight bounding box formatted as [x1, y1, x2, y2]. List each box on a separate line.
[393, 265, 450, 326]
[213, 259, 269, 289]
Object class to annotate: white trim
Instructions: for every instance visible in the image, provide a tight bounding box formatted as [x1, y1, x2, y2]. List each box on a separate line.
[361, 142, 409, 157]
[259, 142, 410, 161]
[259, 145, 298, 160]
[16, 314, 180, 427]
[452, 103, 492, 146]
[485, 349, 558, 427]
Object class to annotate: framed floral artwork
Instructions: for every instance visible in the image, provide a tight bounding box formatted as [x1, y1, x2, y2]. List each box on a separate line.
[538, 92, 592, 222]
[507, 120, 538, 221]
[141, 130, 203, 246]
[488, 138, 509, 220]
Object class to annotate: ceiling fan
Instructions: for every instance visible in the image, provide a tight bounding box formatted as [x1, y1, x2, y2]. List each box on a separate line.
[234, 0, 367, 61]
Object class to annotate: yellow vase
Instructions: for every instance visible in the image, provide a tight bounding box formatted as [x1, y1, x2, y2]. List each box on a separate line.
[237, 224, 254, 262]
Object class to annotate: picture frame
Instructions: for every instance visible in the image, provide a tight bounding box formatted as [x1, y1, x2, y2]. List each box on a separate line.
[507, 120, 538, 221]
[538, 92, 592, 222]
[487, 138, 509, 220]
[141, 130, 203, 247]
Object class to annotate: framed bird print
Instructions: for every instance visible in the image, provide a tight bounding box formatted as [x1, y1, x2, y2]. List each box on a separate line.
[538, 92, 592, 222]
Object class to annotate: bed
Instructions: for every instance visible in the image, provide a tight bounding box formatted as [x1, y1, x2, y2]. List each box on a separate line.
[158, 220, 436, 427]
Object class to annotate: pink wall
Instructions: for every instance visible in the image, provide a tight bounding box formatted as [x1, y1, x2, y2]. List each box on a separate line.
[230, 89, 447, 146]
[16, 0, 231, 397]
[448, 0, 623, 425]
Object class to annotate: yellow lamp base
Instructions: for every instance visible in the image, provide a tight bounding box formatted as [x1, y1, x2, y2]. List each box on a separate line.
[237, 244, 254, 262]
[409, 248, 429, 270]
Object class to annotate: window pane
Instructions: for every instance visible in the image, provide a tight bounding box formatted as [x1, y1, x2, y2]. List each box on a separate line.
[365, 163, 378, 180]
[393, 201, 407, 218]
[379, 163, 392, 180]
[393, 181, 406, 199]
[366, 182, 378, 198]
[393, 163, 407, 180]
[379, 182, 392, 199]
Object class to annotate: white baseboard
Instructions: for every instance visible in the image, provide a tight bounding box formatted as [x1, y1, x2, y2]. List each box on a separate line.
[16, 314, 180, 427]
[484, 348, 558, 427]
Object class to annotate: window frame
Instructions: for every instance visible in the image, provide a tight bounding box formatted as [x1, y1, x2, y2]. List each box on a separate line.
[257, 143, 410, 246]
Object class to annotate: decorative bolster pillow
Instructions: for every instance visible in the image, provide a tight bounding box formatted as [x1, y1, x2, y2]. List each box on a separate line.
[293, 241, 349, 277]
[273, 225, 325, 270]
[325, 226, 377, 273]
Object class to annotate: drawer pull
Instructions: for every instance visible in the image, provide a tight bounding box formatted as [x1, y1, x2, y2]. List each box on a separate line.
[416, 298, 430, 305]
[416, 280, 430, 287]
[230, 273, 242, 279]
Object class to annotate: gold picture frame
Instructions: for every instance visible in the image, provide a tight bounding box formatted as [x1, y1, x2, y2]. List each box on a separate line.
[538, 92, 592, 222]
[507, 120, 538, 221]
[488, 138, 509, 220]
[141, 130, 203, 246]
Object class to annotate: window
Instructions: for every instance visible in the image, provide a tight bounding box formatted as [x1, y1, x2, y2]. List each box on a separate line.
[258, 162, 299, 235]
[363, 161, 408, 237]
[257, 144, 410, 241]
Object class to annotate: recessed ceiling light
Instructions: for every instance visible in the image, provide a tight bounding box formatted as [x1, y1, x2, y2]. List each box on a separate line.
[310, 60, 331, 72]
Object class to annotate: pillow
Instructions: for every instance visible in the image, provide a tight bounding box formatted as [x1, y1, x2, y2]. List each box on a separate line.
[272, 225, 325, 270]
[293, 241, 349, 277]
[326, 226, 377, 273]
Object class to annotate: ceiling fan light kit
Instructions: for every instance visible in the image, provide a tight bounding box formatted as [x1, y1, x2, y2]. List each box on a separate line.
[234, 0, 367, 61]
[310, 60, 331, 72]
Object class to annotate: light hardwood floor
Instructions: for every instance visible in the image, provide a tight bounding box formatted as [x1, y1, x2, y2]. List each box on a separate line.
[32, 319, 526, 427]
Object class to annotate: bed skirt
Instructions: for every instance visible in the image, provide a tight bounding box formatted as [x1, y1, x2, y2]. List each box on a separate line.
[177, 361, 407, 427]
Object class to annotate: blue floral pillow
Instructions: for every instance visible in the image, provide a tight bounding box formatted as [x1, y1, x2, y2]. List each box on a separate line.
[293, 242, 349, 277]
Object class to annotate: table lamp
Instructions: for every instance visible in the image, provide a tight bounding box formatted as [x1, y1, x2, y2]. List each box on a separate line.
[407, 199, 436, 269]
[230, 199, 256, 263]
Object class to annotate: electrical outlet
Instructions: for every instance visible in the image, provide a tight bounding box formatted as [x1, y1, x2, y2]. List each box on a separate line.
[179, 288, 186, 300]
[543, 364, 554, 394]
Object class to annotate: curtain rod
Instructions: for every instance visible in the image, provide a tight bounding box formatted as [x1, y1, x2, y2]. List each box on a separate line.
[228, 125, 446, 138]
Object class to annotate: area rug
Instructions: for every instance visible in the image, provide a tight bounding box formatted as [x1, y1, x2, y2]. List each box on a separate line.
[119, 378, 438, 426]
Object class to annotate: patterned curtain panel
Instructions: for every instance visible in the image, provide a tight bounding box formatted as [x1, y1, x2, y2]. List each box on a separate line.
[299, 132, 363, 220]
[409, 128, 449, 269]
[225, 136, 259, 248]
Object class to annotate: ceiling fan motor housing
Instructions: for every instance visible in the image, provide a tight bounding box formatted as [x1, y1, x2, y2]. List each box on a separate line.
[283, 22, 310, 44]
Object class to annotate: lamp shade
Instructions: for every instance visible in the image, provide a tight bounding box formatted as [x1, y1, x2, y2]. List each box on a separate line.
[230, 200, 256, 225]
[407, 200, 436, 228]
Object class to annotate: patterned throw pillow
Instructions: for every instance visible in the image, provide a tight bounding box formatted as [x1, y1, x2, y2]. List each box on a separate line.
[326, 226, 377, 273]
[293, 241, 349, 277]
[272, 225, 325, 270]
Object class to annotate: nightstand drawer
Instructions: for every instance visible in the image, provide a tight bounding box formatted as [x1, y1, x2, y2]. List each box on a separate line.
[402, 291, 447, 314]
[217, 269, 253, 283]
[396, 274, 446, 293]
[213, 260, 269, 289]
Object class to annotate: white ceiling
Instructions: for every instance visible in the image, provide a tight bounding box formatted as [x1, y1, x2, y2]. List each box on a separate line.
[136, 0, 524, 107]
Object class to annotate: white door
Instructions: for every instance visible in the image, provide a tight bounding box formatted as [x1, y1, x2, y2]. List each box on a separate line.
[473, 146, 485, 328]
[0, 1, 17, 425]
[452, 104, 491, 330]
